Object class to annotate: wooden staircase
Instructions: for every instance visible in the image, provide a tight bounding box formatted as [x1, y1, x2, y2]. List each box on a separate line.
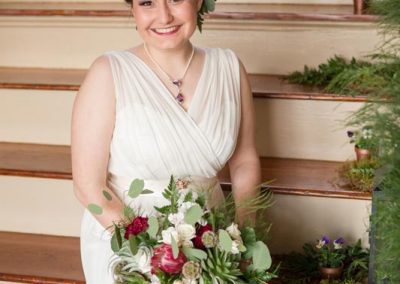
[0, 1, 377, 282]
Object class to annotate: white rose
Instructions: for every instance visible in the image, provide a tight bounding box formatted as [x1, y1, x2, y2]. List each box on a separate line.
[177, 224, 196, 241]
[168, 212, 185, 226]
[173, 281, 184, 284]
[161, 227, 179, 245]
[226, 223, 241, 240]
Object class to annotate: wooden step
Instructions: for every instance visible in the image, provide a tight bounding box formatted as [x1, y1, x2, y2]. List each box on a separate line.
[0, 142, 371, 200]
[0, 67, 367, 102]
[0, 5, 378, 22]
[0, 231, 84, 284]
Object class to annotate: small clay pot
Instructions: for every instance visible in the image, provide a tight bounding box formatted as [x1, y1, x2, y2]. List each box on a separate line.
[355, 146, 371, 161]
[319, 265, 344, 280]
[354, 0, 364, 15]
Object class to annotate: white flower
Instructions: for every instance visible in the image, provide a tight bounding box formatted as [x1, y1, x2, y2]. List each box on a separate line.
[183, 278, 198, 284]
[173, 280, 184, 284]
[226, 223, 241, 240]
[161, 227, 179, 245]
[177, 224, 196, 241]
[198, 218, 208, 226]
[231, 240, 240, 254]
[150, 274, 161, 284]
[168, 212, 185, 226]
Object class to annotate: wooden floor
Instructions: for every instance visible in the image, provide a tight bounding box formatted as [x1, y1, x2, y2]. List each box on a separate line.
[0, 232, 84, 283]
[0, 142, 370, 200]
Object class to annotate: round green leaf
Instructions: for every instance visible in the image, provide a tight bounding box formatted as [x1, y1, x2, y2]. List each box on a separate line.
[252, 241, 272, 271]
[218, 229, 233, 252]
[205, 0, 215, 12]
[102, 190, 112, 201]
[128, 179, 145, 198]
[87, 203, 103, 215]
[184, 204, 203, 225]
[171, 235, 179, 259]
[182, 247, 208, 260]
[147, 216, 159, 238]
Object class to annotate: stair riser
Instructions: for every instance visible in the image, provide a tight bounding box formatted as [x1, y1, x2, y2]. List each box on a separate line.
[0, 16, 380, 74]
[0, 176, 83, 236]
[1, 89, 365, 161]
[266, 194, 371, 253]
[0, 176, 370, 253]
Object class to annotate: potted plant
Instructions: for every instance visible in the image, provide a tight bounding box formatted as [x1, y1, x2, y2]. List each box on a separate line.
[347, 127, 377, 161]
[339, 158, 379, 192]
[315, 236, 346, 280]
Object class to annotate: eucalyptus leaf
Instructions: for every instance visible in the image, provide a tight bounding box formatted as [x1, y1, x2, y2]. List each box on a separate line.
[115, 225, 122, 250]
[218, 229, 233, 252]
[128, 179, 145, 198]
[182, 247, 208, 260]
[252, 241, 272, 271]
[129, 235, 138, 255]
[87, 203, 103, 215]
[102, 190, 112, 201]
[184, 204, 203, 225]
[141, 189, 154, 194]
[111, 233, 120, 252]
[147, 216, 159, 238]
[124, 206, 134, 219]
[171, 235, 179, 259]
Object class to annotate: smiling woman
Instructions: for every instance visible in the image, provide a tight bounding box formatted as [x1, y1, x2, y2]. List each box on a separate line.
[71, 0, 261, 282]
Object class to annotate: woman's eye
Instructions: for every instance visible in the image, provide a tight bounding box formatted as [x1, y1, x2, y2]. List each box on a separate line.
[138, 0, 153, 6]
[168, 0, 184, 4]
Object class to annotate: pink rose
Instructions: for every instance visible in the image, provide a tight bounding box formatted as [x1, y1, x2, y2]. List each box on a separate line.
[124, 216, 149, 239]
[151, 244, 187, 274]
[192, 224, 213, 249]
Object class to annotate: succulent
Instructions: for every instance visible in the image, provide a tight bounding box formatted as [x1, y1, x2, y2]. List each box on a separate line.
[200, 248, 245, 283]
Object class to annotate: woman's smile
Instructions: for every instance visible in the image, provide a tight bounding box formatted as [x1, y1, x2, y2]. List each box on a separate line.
[152, 25, 181, 35]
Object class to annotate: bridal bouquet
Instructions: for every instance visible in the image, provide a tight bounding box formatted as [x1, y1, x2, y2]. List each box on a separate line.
[108, 176, 277, 284]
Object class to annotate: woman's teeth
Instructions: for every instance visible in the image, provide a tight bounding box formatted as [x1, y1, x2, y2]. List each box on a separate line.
[154, 26, 178, 33]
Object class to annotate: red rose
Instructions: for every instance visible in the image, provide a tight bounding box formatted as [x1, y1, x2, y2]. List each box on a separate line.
[124, 216, 149, 239]
[151, 244, 186, 274]
[192, 224, 213, 249]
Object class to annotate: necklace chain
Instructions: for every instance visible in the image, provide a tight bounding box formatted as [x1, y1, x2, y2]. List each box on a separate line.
[143, 43, 195, 105]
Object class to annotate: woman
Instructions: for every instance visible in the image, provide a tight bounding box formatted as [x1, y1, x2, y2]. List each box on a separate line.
[71, 0, 261, 282]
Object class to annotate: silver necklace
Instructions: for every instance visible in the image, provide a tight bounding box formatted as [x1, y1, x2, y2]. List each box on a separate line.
[143, 43, 195, 104]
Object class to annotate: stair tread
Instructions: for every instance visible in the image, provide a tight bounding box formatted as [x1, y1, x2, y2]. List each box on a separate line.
[0, 142, 371, 200]
[0, 4, 378, 22]
[0, 231, 84, 283]
[0, 67, 367, 102]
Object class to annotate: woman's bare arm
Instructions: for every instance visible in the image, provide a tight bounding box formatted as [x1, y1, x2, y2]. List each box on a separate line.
[228, 60, 262, 227]
[71, 55, 124, 230]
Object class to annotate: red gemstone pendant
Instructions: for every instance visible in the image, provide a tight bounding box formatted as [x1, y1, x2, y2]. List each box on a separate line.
[172, 80, 182, 87]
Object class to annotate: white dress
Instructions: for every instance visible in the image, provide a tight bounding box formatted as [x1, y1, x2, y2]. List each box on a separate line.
[80, 48, 241, 283]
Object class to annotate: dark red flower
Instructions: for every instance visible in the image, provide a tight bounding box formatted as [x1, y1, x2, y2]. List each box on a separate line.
[192, 224, 213, 249]
[124, 216, 149, 239]
[151, 244, 186, 274]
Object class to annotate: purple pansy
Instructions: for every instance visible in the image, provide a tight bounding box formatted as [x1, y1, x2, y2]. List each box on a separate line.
[322, 235, 330, 244]
[333, 237, 345, 249]
[347, 131, 354, 138]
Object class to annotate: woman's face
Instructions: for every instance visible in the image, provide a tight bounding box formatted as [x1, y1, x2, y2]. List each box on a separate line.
[132, 0, 202, 51]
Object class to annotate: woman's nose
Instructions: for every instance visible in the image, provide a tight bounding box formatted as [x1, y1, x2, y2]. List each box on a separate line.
[158, 2, 173, 24]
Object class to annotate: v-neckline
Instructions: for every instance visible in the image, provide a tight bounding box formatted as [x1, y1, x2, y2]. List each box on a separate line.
[123, 48, 209, 115]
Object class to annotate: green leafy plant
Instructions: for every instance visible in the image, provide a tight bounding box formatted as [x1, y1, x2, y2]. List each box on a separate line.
[197, 0, 216, 32]
[339, 159, 380, 192]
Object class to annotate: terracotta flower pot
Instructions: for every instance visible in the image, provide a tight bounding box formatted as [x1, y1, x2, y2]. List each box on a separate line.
[319, 265, 343, 280]
[353, 0, 364, 15]
[355, 146, 371, 161]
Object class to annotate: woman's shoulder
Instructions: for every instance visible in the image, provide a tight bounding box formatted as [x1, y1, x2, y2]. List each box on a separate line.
[204, 47, 238, 59]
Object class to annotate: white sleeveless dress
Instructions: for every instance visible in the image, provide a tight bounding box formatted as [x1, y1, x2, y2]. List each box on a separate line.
[80, 48, 241, 283]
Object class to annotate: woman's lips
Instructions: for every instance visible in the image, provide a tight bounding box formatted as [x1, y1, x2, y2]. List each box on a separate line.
[152, 25, 180, 35]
